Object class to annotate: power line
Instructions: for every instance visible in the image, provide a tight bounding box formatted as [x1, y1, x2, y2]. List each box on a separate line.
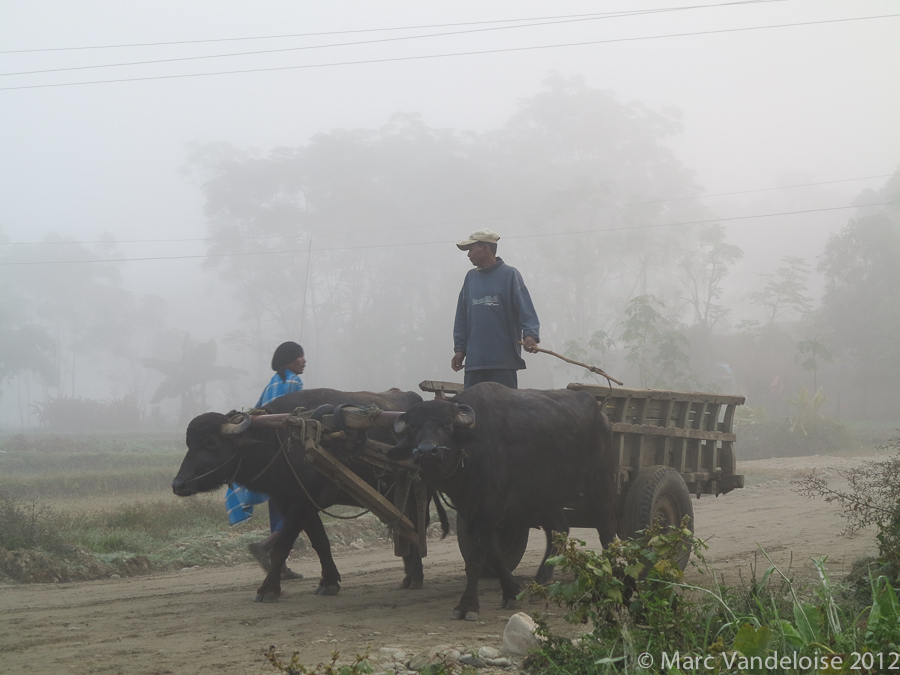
[3, 172, 894, 247]
[0, 14, 652, 78]
[3, 172, 893, 247]
[4, 11, 895, 92]
[3, 200, 896, 266]
[0, 1, 785, 55]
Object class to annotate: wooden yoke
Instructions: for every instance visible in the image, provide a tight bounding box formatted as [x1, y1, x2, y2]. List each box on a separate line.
[248, 407, 404, 431]
[251, 410, 425, 554]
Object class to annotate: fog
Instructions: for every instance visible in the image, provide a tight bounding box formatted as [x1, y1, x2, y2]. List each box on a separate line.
[1, 0, 899, 430]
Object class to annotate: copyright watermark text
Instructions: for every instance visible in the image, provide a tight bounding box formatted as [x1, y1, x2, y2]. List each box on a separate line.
[636, 651, 900, 671]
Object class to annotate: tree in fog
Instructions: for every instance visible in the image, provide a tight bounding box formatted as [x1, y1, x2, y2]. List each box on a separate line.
[0, 236, 136, 393]
[492, 74, 711, 341]
[734, 255, 814, 408]
[144, 336, 245, 424]
[187, 115, 483, 387]
[0, 232, 57, 414]
[678, 225, 743, 332]
[189, 76, 740, 390]
[0, 231, 177, 426]
[618, 295, 693, 389]
[747, 256, 813, 326]
[818, 171, 900, 418]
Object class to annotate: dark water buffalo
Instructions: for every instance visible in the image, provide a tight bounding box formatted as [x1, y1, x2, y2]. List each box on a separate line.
[172, 388, 440, 603]
[390, 381, 617, 620]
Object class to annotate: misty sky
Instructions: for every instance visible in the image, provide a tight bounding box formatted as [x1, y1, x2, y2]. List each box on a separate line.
[2, 0, 899, 338]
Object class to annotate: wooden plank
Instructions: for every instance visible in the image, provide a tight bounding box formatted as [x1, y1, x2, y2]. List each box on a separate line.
[611, 422, 736, 442]
[248, 408, 401, 432]
[693, 402, 708, 431]
[421, 380, 746, 411]
[635, 397, 649, 425]
[317, 408, 403, 431]
[302, 442, 421, 548]
[414, 479, 429, 558]
[659, 398, 674, 428]
[392, 472, 412, 557]
[419, 380, 463, 397]
[722, 403, 737, 434]
[567, 382, 745, 406]
[707, 403, 722, 433]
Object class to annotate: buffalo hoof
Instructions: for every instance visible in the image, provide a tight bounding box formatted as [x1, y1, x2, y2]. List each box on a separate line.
[501, 597, 521, 610]
[450, 608, 479, 621]
[254, 591, 280, 603]
[314, 583, 340, 596]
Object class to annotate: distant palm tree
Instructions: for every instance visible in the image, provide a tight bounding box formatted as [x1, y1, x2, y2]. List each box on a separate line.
[144, 336, 245, 423]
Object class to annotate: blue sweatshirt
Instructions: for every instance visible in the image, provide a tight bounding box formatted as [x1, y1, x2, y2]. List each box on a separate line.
[453, 258, 540, 371]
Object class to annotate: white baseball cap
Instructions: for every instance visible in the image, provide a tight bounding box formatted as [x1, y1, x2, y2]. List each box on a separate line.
[456, 228, 500, 250]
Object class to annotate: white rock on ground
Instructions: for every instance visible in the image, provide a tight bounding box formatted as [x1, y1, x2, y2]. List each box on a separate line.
[502, 612, 544, 656]
[478, 646, 502, 660]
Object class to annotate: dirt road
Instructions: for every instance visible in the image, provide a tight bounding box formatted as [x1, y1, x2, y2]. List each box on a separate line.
[0, 454, 882, 675]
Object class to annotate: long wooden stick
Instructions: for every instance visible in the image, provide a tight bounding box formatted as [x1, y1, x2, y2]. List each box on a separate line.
[520, 342, 624, 386]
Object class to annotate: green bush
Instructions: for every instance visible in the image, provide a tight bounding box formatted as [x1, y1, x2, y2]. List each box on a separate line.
[525, 521, 707, 670]
[265, 647, 374, 675]
[522, 526, 900, 674]
[0, 490, 76, 555]
[795, 434, 900, 591]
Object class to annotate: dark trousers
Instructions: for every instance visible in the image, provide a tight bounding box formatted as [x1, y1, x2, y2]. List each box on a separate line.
[464, 368, 517, 389]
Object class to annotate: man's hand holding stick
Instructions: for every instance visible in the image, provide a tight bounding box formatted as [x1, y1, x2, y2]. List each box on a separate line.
[519, 341, 624, 386]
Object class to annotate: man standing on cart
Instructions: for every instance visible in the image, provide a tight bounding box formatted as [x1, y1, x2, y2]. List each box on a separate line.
[451, 228, 541, 389]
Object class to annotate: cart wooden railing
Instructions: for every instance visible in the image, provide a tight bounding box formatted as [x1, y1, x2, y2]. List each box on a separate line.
[566, 383, 745, 497]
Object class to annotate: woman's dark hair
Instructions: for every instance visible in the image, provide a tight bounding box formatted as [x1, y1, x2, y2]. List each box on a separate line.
[271, 341, 304, 381]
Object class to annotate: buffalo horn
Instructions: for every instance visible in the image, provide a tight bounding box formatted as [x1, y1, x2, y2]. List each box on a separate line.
[454, 404, 476, 429]
[393, 414, 408, 436]
[220, 412, 252, 436]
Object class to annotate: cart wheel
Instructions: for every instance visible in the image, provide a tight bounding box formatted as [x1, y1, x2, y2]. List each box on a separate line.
[455, 516, 529, 577]
[622, 466, 694, 570]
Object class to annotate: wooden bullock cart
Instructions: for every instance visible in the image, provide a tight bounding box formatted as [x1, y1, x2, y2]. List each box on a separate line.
[249, 380, 745, 571]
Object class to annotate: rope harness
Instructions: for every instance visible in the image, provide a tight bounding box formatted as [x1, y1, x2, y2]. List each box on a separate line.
[279, 418, 373, 521]
[282, 418, 422, 533]
[418, 445, 467, 481]
[180, 452, 243, 486]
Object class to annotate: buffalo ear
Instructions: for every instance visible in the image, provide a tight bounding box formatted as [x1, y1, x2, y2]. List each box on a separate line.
[393, 413, 409, 437]
[454, 404, 475, 429]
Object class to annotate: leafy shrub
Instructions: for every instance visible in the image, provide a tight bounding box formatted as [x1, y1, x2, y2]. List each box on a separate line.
[0, 490, 75, 555]
[794, 434, 900, 589]
[265, 647, 373, 675]
[525, 520, 705, 669]
[522, 526, 900, 674]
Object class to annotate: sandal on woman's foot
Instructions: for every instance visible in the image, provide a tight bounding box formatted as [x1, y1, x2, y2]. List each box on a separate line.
[247, 542, 272, 572]
[281, 567, 303, 581]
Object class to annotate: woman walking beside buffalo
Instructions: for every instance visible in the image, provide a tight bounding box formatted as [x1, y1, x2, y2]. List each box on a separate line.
[224, 341, 307, 580]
